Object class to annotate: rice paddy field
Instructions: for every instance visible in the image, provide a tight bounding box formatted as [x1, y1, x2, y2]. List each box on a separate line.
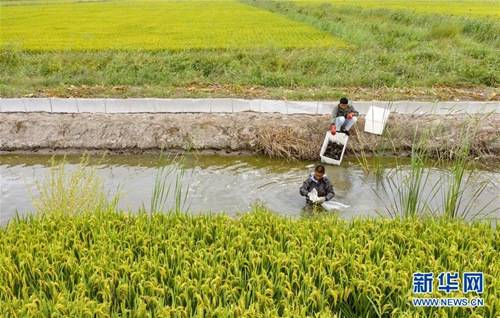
[1, 209, 499, 317]
[0, 0, 341, 50]
[0, 0, 498, 99]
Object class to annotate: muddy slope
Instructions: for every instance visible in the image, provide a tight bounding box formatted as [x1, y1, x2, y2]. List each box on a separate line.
[1, 112, 498, 160]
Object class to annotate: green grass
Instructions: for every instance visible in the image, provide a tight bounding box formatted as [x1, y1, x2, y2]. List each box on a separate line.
[0, 0, 342, 50]
[0, 209, 498, 317]
[0, 0, 498, 98]
[353, 111, 499, 220]
[295, 0, 500, 18]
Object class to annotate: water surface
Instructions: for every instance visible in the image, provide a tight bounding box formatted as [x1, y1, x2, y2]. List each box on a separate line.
[1, 154, 498, 225]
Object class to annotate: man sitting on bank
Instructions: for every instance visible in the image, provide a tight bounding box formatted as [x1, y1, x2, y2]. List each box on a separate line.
[299, 165, 335, 204]
[330, 97, 359, 136]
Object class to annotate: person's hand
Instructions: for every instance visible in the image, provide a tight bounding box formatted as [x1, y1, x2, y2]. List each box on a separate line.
[346, 113, 354, 120]
[308, 190, 319, 202]
[330, 124, 336, 135]
[317, 196, 326, 203]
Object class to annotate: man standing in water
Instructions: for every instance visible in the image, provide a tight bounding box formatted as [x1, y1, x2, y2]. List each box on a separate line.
[330, 97, 359, 136]
[299, 165, 335, 204]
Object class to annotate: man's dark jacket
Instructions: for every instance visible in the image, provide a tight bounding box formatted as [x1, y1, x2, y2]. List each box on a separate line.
[336, 104, 359, 118]
[299, 175, 335, 203]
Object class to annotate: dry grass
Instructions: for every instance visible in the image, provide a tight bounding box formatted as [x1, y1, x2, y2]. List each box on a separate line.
[256, 125, 323, 160]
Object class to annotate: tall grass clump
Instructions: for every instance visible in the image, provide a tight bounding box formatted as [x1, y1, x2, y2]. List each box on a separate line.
[437, 118, 499, 220]
[369, 113, 498, 220]
[0, 46, 21, 71]
[33, 155, 119, 216]
[427, 23, 461, 39]
[377, 131, 438, 219]
[148, 154, 191, 215]
[0, 208, 498, 317]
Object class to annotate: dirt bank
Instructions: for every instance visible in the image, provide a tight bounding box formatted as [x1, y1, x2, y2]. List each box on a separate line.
[13, 84, 499, 102]
[1, 112, 498, 160]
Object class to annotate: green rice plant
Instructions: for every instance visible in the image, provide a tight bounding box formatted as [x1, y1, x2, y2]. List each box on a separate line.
[173, 163, 190, 214]
[380, 148, 428, 218]
[442, 129, 472, 219]
[352, 139, 387, 181]
[0, 207, 498, 317]
[33, 155, 119, 216]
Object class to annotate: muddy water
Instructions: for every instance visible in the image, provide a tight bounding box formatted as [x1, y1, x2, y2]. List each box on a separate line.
[0, 154, 498, 225]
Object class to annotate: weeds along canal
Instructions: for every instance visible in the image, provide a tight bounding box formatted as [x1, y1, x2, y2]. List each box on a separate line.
[0, 153, 498, 225]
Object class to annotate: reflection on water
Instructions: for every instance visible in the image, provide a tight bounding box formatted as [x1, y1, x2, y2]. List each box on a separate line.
[0, 154, 498, 224]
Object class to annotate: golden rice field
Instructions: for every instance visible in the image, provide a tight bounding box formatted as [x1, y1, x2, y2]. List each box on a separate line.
[294, 0, 500, 18]
[1, 209, 498, 317]
[0, 0, 498, 97]
[0, 0, 343, 50]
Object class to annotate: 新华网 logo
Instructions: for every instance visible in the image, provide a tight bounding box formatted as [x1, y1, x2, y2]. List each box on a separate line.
[412, 272, 484, 307]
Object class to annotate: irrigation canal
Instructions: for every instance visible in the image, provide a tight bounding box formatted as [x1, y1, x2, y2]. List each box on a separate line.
[1, 154, 498, 224]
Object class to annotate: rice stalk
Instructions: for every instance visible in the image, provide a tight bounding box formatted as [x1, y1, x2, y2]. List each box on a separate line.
[0, 208, 497, 317]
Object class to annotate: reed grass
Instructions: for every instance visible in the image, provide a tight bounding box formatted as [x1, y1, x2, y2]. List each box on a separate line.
[148, 154, 191, 215]
[376, 131, 440, 219]
[437, 119, 499, 220]
[353, 112, 498, 220]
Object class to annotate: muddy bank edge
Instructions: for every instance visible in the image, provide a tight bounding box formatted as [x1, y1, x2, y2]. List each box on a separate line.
[1, 112, 499, 161]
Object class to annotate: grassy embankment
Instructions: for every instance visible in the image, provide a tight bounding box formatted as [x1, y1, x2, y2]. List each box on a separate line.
[297, 0, 500, 17]
[0, 0, 498, 100]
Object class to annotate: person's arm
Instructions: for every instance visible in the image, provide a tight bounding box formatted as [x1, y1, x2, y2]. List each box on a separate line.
[331, 107, 338, 124]
[350, 105, 359, 117]
[325, 180, 335, 201]
[299, 180, 310, 197]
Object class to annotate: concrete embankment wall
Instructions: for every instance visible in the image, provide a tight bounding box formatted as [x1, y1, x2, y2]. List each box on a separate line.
[0, 98, 498, 115]
[1, 111, 498, 160]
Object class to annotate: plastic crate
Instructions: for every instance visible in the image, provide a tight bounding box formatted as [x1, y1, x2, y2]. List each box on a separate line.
[364, 106, 390, 135]
[320, 131, 348, 166]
